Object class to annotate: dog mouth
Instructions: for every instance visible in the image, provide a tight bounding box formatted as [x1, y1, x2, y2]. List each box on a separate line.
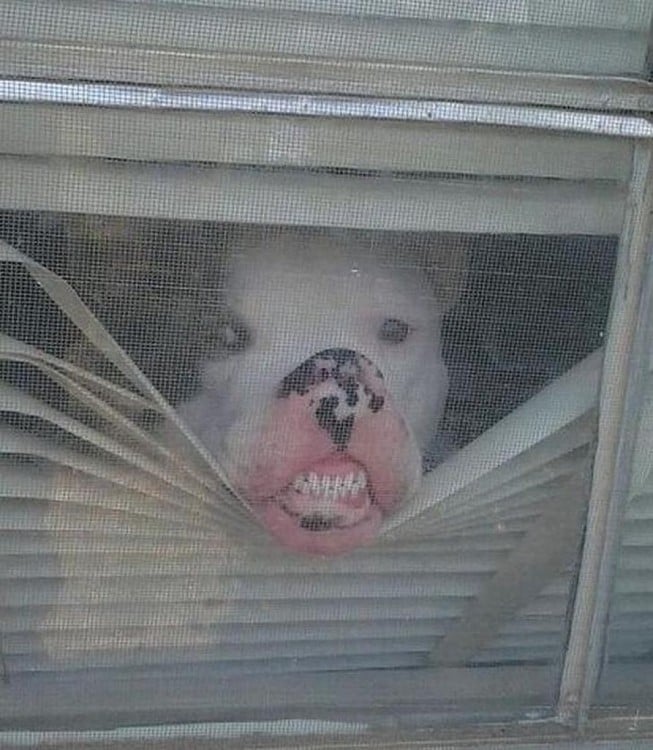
[298, 515, 341, 532]
[277, 463, 374, 533]
[247, 455, 385, 554]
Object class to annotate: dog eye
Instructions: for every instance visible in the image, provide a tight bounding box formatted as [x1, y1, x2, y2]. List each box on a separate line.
[378, 318, 413, 344]
[212, 317, 252, 353]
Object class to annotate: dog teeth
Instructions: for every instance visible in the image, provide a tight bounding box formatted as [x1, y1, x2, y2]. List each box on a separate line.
[292, 471, 367, 497]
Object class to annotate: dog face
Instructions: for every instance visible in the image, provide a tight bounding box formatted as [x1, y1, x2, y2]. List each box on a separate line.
[177, 229, 456, 555]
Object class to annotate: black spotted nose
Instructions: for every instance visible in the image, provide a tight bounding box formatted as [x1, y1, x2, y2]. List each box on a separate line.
[277, 348, 386, 449]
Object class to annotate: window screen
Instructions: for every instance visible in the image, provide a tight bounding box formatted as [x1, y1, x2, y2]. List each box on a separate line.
[0, 0, 652, 744]
[0, 121, 626, 729]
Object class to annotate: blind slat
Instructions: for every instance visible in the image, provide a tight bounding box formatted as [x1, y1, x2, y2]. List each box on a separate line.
[0, 104, 633, 182]
[0, 157, 626, 234]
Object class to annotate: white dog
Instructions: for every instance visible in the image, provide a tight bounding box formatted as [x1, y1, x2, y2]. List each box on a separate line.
[31, 224, 465, 668]
[176, 227, 464, 556]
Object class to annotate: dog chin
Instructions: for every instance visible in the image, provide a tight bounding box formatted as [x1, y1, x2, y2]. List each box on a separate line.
[253, 497, 383, 556]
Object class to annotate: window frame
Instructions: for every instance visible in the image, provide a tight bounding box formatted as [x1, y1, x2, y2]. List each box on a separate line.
[1, 42, 653, 750]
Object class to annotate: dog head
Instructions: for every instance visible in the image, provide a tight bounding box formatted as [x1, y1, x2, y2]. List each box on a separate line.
[177, 228, 464, 555]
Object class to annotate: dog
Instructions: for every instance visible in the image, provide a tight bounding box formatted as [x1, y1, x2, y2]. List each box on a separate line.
[24, 224, 465, 668]
[175, 227, 464, 555]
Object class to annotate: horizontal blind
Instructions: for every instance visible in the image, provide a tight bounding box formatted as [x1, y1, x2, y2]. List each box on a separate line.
[0, 238, 600, 725]
[0, 156, 627, 235]
[0, 104, 633, 181]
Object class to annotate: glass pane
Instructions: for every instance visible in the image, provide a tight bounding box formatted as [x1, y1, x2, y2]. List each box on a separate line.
[0, 204, 617, 729]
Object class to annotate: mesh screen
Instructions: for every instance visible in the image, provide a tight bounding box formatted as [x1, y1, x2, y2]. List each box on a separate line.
[0, 209, 617, 727]
[0, 3, 642, 731]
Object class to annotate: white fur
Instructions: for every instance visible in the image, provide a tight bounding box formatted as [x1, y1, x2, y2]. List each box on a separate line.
[41, 228, 459, 663]
[179, 229, 450, 485]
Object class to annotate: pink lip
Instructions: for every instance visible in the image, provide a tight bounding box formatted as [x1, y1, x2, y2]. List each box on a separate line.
[299, 454, 364, 475]
[249, 453, 381, 555]
[257, 499, 382, 555]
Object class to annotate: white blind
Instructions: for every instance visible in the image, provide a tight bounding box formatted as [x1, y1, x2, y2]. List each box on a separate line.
[0, 239, 599, 724]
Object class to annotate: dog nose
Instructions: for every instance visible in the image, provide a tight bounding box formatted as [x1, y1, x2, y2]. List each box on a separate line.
[277, 348, 386, 449]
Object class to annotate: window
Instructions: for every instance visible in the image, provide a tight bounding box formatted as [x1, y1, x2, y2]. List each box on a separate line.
[0, 2, 653, 747]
